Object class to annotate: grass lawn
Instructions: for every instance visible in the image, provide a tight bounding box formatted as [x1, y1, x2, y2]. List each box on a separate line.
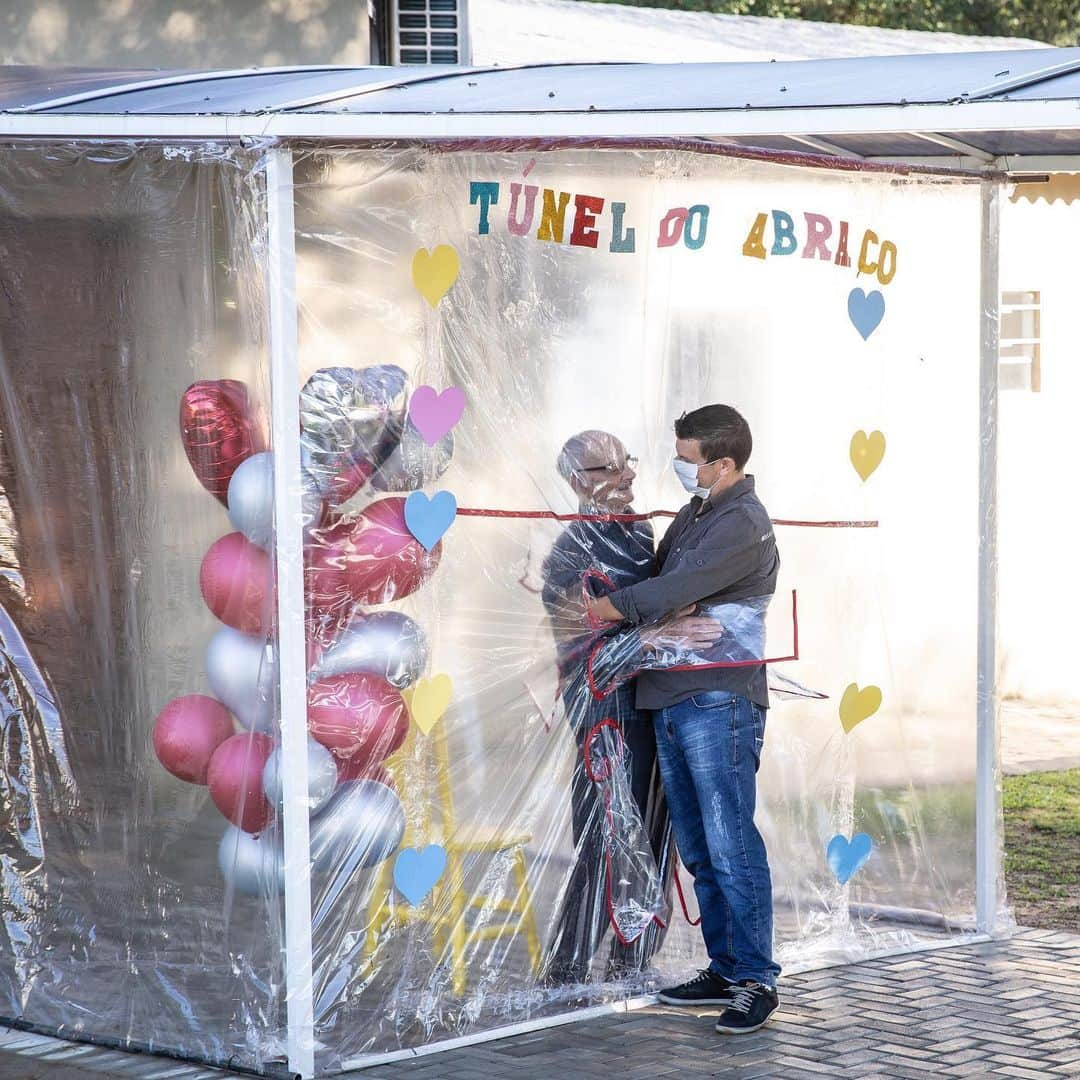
[1004, 768, 1080, 932]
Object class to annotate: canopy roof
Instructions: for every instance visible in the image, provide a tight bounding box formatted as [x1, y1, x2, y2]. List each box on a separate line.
[2, 52, 1080, 170]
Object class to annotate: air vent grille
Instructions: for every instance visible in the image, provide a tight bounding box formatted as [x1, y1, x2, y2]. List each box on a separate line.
[391, 0, 470, 64]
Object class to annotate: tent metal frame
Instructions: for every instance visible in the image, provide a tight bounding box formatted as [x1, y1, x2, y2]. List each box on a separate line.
[0, 106, 1008, 1079]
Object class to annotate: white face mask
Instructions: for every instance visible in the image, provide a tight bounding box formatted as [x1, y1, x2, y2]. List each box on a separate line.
[672, 456, 716, 497]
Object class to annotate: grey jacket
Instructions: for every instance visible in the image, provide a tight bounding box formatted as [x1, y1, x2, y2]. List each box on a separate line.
[607, 475, 779, 710]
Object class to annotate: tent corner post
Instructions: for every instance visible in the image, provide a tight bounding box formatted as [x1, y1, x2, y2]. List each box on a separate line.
[975, 179, 1002, 936]
[266, 144, 317, 1080]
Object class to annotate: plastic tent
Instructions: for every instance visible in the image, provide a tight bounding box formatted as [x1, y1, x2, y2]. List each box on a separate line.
[0, 55, 1041, 1075]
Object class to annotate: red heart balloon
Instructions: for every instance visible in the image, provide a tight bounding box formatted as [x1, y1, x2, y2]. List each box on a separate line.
[180, 380, 267, 504]
[305, 497, 441, 615]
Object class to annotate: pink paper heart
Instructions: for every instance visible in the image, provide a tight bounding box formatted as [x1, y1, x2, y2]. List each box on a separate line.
[408, 386, 465, 446]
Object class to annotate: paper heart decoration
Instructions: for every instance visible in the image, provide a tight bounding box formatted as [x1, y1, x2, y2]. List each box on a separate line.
[409, 385, 466, 446]
[850, 430, 886, 482]
[411, 245, 460, 308]
[404, 490, 457, 552]
[406, 674, 453, 736]
[839, 683, 882, 734]
[848, 287, 885, 340]
[393, 844, 447, 906]
[827, 832, 873, 885]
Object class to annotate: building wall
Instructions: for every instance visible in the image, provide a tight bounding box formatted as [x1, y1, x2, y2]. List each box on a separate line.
[998, 190, 1080, 704]
[0, 0, 371, 69]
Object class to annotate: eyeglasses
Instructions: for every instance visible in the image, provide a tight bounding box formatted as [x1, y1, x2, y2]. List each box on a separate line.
[579, 455, 639, 475]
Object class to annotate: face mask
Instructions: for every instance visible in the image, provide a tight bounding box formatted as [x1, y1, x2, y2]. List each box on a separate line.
[673, 457, 712, 497]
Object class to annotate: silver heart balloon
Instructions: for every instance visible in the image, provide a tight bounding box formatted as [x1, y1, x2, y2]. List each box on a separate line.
[309, 778, 405, 878]
[299, 365, 408, 500]
[218, 825, 284, 897]
[370, 419, 454, 493]
[262, 738, 339, 814]
[206, 626, 276, 733]
[308, 611, 429, 689]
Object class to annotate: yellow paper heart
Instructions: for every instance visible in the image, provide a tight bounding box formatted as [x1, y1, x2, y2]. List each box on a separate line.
[839, 683, 883, 734]
[850, 430, 886, 482]
[406, 674, 453, 736]
[411, 245, 460, 309]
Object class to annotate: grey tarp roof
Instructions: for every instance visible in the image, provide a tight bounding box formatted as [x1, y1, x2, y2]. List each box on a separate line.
[2, 50, 1080, 162]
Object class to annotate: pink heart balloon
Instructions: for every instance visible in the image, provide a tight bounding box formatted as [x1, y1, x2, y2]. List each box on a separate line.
[408, 386, 465, 447]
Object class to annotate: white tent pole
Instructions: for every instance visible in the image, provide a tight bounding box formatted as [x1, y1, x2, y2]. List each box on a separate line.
[975, 180, 1001, 934]
[267, 145, 316, 1079]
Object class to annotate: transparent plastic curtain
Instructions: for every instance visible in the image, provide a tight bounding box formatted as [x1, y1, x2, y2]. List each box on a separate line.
[285, 145, 1005, 1071]
[0, 142, 286, 1072]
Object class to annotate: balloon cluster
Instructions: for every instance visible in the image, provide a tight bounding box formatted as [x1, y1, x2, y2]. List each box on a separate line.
[152, 368, 453, 896]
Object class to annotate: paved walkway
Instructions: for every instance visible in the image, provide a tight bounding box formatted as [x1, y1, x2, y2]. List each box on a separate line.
[1002, 699, 1080, 775]
[0, 928, 1075, 1078]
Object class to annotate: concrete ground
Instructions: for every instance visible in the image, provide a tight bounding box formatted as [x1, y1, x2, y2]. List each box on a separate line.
[1002, 698, 1080, 775]
[0, 927, 1075, 1079]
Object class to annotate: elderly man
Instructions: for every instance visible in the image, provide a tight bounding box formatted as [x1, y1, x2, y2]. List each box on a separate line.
[540, 429, 672, 983]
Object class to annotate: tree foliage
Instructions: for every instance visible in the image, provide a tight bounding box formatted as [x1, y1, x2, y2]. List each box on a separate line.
[580, 0, 1080, 46]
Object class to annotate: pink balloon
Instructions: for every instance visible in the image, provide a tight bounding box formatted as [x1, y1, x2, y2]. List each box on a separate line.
[207, 732, 275, 834]
[200, 532, 274, 634]
[308, 672, 408, 771]
[152, 694, 235, 784]
[306, 497, 440, 615]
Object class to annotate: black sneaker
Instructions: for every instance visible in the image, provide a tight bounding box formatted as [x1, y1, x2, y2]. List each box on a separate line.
[656, 969, 736, 1006]
[714, 981, 778, 1034]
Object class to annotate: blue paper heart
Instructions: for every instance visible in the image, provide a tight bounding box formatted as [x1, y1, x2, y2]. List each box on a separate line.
[827, 832, 873, 885]
[848, 288, 885, 340]
[393, 844, 447, 906]
[404, 490, 457, 551]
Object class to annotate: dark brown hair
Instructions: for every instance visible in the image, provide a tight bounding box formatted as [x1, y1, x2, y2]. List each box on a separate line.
[674, 405, 752, 470]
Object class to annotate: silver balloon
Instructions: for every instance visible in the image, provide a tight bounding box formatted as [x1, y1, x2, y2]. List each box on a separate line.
[262, 739, 339, 814]
[228, 449, 326, 545]
[371, 419, 454, 493]
[309, 779, 405, 877]
[206, 626, 276, 733]
[227, 451, 274, 548]
[299, 365, 408, 499]
[218, 825, 284, 897]
[308, 611, 429, 689]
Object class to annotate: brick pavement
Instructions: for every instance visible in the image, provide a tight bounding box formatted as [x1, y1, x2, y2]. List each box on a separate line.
[362, 927, 1080, 1079]
[0, 928, 1075, 1078]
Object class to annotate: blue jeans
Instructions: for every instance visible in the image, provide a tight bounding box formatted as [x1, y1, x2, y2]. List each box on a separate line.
[653, 692, 780, 988]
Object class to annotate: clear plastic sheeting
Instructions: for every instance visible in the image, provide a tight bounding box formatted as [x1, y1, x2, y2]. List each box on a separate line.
[0, 142, 284, 1071]
[0, 136, 1004, 1077]
[290, 144, 1001, 1071]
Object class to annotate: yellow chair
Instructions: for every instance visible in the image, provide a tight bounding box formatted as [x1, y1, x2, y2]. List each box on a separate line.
[365, 721, 543, 995]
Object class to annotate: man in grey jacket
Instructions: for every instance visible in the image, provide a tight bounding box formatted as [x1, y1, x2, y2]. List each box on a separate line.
[585, 403, 781, 1034]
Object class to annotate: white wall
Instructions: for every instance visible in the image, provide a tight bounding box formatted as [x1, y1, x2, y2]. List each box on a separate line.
[998, 190, 1080, 704]
[0, 0, 370, 68]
